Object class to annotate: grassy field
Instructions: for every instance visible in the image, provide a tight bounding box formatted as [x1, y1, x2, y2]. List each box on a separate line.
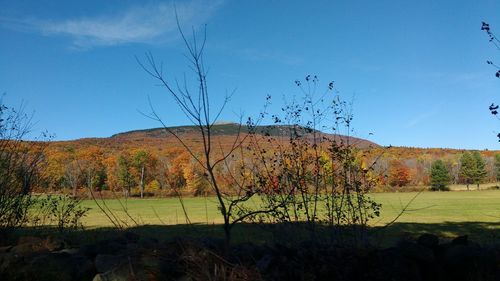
[11, 189, 496, 246]
[405, 183, 499, 192]
[79, 190, 500, 228]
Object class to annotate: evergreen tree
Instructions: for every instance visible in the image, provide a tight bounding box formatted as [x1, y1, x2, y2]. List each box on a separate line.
[471, 151, 487, 189]
[430, 159, 450, 191]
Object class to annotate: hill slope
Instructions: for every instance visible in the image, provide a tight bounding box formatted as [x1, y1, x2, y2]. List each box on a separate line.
[109, 123, 379, 149]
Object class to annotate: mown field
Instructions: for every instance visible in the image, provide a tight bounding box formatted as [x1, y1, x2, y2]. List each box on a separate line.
[13, 189, 496, 246]
[80, 190, 500, 227]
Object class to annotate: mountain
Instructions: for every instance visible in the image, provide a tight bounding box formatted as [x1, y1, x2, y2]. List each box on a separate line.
[109, 123, 379, 149]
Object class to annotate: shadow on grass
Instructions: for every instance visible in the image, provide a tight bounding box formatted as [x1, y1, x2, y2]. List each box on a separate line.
[1, 221, 499, 247]
[371, 221, 500, 246]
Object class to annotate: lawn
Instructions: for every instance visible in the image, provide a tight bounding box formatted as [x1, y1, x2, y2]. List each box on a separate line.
[12, 189, 497, 246]
[79, 190, 500, 228]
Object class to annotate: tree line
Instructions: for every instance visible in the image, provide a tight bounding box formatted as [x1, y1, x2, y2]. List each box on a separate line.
[363, 148, 500, 190]
[429, 151, 497, 191]
[34, 143, 500, 196]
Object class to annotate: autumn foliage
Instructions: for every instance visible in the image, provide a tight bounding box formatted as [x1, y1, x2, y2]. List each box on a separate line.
[388, 160, 411, 187]
[24, 123, 499, 197]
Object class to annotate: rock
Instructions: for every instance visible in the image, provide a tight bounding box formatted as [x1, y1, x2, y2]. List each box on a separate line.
[95, 254, 126, 273]
[200, 237, 226, 251]
[0, 230, 9, 247]
[17, 236, 43, 245]
[138, 237, 159, 249]
[11, 241, 47, 255]
[452, 235, 469, 245]
[442, 244, 497, 281]
[81, 239, 127, 257]
[92, 267, 130, 281]
[232, 242, 268, 263]
[0, 246, 12, 253]
[256, 254, 274, 272]
[10, 236, 66, 255]
[54, 248, 80, 255]
[374, 247, 423, 281]
[23, 253, 94, 281]
[123, 231, 140, 243]
[12, 236, 47, 255]
[93, 273, 105, 281]
[140, 252, 160, 268]
[2, 233, 498, 281]
[398, 241, 435, 263]
[126, 242, 140, 252]
[173, 275, 193, 281]
[0, 252, 24, 278]
[93, 259, 157, 281]
[443, 244, 479, 266]
[417, 234, 439, 249]
[44, 235, 66, 251]
[75, 255, 97, 280]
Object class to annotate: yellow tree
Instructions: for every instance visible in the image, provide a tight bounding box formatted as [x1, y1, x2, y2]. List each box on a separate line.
[130, 149, 157, 198]
[44, 149, 67, 191]
[103, 154, 119, 191]
[77, 146, 106, 196]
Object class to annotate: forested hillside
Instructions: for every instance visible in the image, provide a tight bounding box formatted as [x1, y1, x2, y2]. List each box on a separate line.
[36, 124, 500, 197]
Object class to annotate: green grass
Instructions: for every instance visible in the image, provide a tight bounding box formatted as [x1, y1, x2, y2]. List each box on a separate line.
[80, 196, 223, 227]
[403, 183, 499, 191]
[8, 190, 499, 246]
[371, 190, 500, 224]
[79, 190, 500, 228]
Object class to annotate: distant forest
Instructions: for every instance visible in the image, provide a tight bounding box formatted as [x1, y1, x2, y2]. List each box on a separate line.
[33, 125, 500, 197]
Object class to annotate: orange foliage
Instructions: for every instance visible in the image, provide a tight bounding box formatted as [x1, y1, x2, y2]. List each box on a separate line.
[388, 160, 411, 187]
[36, 128, 500, 195]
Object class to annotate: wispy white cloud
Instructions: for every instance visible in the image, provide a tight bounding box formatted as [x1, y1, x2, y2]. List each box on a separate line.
[405, 109, 438, 128]
[0, 1, 223, 48]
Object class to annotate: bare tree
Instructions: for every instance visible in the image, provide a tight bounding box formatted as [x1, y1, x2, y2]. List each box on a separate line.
[481, 21, 500, 79]
[64, 159, 81, 198]
[483, 22, 500, 140]
[0, 100, 48, 227]
[138, 22, 280, 244]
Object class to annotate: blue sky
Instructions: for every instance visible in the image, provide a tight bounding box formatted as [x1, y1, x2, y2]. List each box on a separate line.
[0, 0, 499, 149]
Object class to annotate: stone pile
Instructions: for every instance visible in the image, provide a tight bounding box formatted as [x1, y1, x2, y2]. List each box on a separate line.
[0, 233, 498, 281]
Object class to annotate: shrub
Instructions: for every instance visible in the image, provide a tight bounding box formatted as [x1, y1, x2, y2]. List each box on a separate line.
[0, 101, 47, 228]
[30, 195, 90, 232]
[145, 179, 161, 193]
[248, 76, 381, 245]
